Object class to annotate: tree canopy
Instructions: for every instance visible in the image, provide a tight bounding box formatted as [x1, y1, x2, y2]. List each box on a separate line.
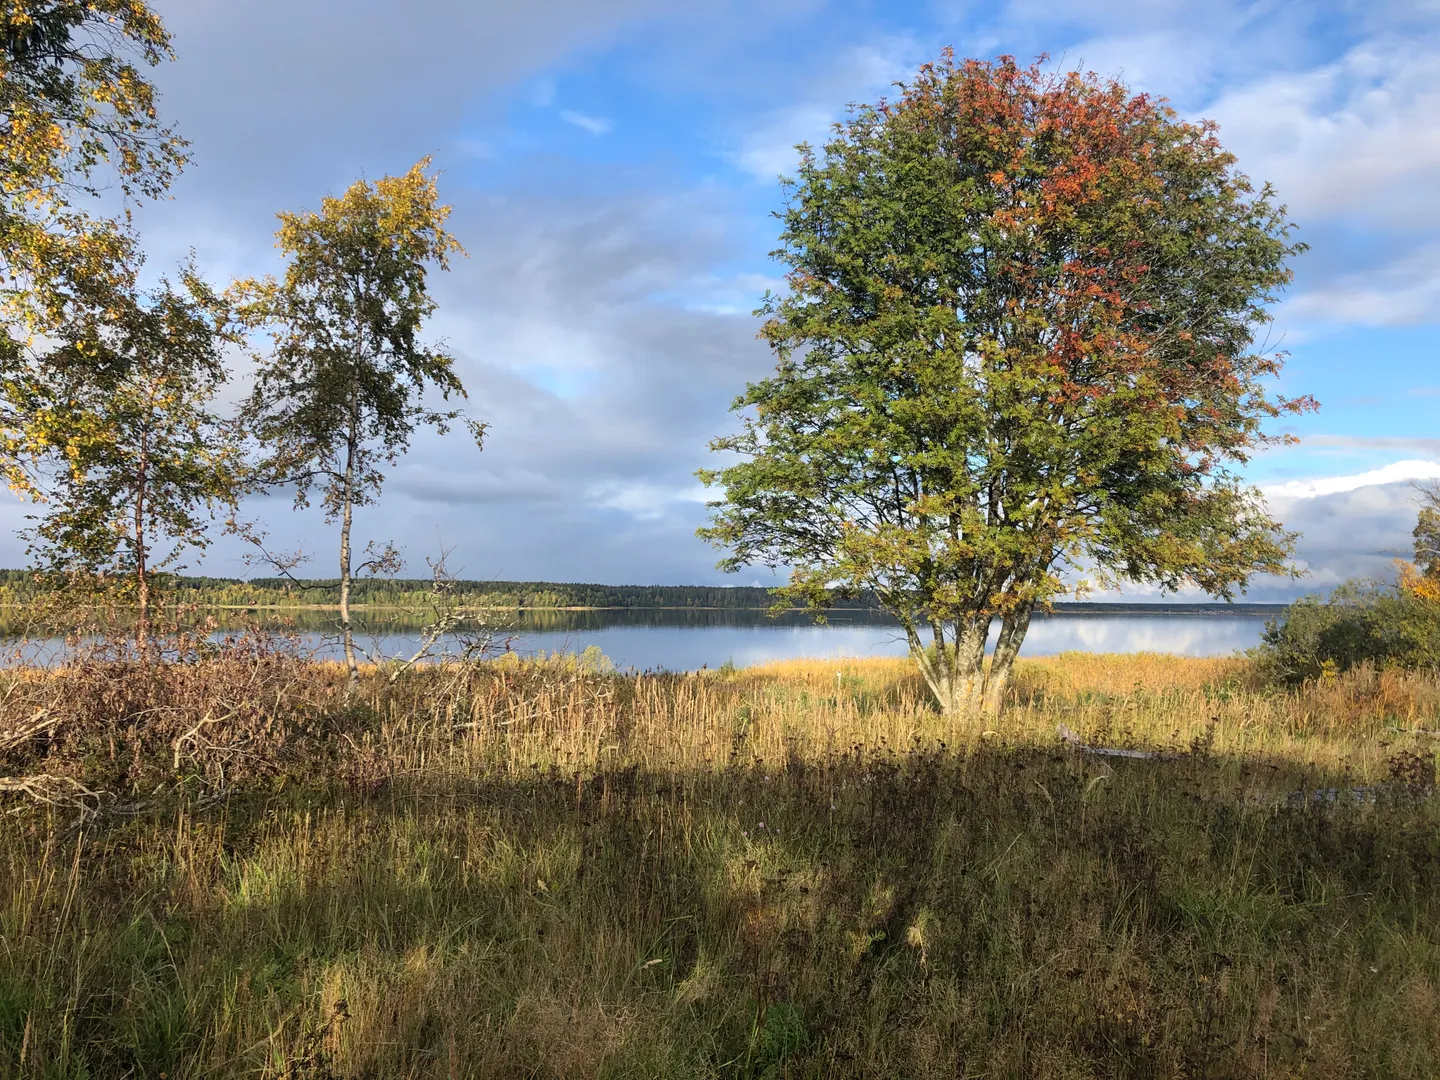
[0, 0, 184, 328]
[701, 53, 1312, 714]
[0, 0, 188, 541]
[1415, 483, 1440, 584]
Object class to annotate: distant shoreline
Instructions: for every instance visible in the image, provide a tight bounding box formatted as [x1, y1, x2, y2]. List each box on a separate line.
[0, 600, 1288, 616]
[0, 571, 1291, 617]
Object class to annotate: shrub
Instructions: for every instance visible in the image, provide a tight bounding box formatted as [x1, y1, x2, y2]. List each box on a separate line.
[1255, 578, 1440, 683]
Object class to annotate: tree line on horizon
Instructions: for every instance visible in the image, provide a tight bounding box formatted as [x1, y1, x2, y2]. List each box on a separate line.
[0, 570, 1304, 612]
[1, 3, 1435, 714]
[0, 571, 884, 611]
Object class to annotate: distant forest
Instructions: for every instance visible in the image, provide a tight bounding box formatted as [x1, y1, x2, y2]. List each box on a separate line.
[0, 570, 858, 610]
[0, 570, 1285, 614]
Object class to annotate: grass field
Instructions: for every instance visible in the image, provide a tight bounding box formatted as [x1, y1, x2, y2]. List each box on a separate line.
[3, 651, 1439, 1078]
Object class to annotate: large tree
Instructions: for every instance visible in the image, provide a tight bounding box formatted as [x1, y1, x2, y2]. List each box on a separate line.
[17, 265, 238, 650]
[700, 54, 1312, 716]
[236, 160, 483, 692]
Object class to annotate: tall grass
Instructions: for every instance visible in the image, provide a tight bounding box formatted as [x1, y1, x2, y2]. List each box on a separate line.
[2, 652, 1439, 1077]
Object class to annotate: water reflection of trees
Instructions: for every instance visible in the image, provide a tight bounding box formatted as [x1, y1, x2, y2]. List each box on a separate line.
[0, 606, 905, 639]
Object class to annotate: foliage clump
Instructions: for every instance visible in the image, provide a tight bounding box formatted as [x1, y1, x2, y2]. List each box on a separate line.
[1255, 581, 1440, 684]
[1256, 487, 1440, 684]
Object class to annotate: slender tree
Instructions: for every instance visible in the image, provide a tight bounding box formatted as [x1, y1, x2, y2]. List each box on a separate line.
[1415, 483, 1440, 582]
[18, 264, 238, 650]
[236, 160, 483, 692]
[701, 54, 1313, 716]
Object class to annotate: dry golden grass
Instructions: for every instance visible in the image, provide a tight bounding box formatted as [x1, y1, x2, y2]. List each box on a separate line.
[2, 650, 1439, 1078]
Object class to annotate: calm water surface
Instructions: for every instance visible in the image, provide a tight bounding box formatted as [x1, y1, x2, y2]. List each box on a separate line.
[325, 608, 1268, 671]
[5, 608, 1270, 670]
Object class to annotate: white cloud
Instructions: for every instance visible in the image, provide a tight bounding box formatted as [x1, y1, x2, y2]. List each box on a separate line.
[1209, 37, 1440, 228]
[1261, 459, 1440, 499]
[728, 38, 921, 180]
[1283, 242, 1440, 325]
[732, 102, 833, 179]
[560, 110, 614, 135]
[587, 481, 709, 520]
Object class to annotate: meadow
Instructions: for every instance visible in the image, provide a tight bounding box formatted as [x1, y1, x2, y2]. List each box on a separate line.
[3, 649, 1440, 1078]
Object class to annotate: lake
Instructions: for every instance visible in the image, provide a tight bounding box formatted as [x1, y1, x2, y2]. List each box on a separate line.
[317, 607, 1271, 671]
[1, 607, 1275, 670]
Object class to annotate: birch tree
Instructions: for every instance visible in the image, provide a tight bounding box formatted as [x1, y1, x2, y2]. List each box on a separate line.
[235, 160, 483, 692]
[18, 264, 238, 650]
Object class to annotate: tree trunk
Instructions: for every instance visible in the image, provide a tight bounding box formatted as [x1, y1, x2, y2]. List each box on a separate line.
[134, 434, 150, 660]
[981, 604, 1034, 716]
[911, 617, 989, 717]
[135, 540, 149, 659]
[339, 402, 359, 696]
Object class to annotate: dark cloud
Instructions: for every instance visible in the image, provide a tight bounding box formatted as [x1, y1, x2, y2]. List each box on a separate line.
[1264, 481, 1430, 596]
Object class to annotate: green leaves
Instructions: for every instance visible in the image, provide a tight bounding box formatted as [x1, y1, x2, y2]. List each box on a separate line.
[0, 2, 192, 625]
[1415, 485, 1440, 581]
[701, 53, 1311, 713]
[233, 159, 481, 688]
[16, 260, 239, 642]
[235, 158, 474, 518]
[0, 1, 185, 333]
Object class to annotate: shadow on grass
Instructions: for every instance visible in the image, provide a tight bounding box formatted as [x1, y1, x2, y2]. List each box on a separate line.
[4, 746, 1440, 1079]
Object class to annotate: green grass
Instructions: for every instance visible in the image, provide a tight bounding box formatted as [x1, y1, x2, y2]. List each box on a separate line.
[2, 654, 1439, 1077]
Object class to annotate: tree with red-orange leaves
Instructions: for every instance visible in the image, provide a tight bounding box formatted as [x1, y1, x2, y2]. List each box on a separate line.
[700, 53, 1315, 716]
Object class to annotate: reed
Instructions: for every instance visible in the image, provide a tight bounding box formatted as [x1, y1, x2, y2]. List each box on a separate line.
[2, 651, 1438, 1077]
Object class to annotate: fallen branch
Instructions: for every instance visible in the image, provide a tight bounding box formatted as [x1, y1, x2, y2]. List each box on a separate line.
[0, 710, 59, 754]
[0, 773, 105, 815]
[2, 772, 228, 837]
[1056, 724, 1167, 761]
[171, 708, 238, 770]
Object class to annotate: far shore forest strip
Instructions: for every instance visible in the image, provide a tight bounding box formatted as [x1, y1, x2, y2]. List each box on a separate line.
[59, 601, 1290, 615]
[0, 570, 1288, 617]
[0, 603, 1292, 614]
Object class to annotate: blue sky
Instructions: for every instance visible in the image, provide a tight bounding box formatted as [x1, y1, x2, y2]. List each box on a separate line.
[443, 0, 1437, 482]
[3, 0, 1435, 596]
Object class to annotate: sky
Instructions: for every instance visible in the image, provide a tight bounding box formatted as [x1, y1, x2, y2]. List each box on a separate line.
[3, 0, 1437, 599]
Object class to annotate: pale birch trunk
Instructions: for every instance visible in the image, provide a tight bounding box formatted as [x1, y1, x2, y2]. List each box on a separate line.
[981, 604, 1033, 715]
[134, 423, 151, 660]
[909, 604, 1035, 717]
[338, 390, 360, 696]
[910, 617, 990, 717]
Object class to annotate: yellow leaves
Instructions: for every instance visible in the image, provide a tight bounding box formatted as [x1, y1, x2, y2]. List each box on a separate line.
[1397, 561, 1440, 604]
